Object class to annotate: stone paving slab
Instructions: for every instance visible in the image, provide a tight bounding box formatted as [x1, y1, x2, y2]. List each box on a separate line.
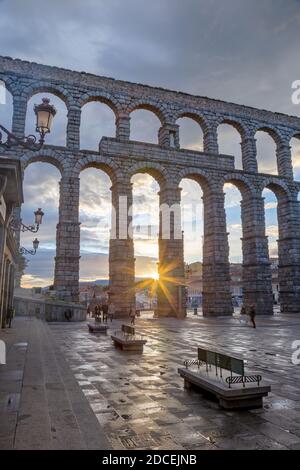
[49, 313, 300, 450]
[0, 317, 110, 450]
[1, 313, 300, 450]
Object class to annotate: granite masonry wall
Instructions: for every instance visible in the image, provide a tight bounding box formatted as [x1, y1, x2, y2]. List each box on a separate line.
[1, 56, 300, 317]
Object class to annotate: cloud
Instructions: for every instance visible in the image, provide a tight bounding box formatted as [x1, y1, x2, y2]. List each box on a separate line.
[224, 185, 242, 208]
[265, 202, 277, 210]
[229, 223, 242, 230]
[266, 225, 279, 238]
[80, 102, 116, 150]
[3, 0, 299, 284]
[21, 274, 52, 288]
[269, 244, 279, 257]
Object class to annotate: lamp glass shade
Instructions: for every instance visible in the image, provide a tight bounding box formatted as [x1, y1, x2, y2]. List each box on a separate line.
[33, 238, 39, 251]
[34, 98, 56, 134]
[34, 208, 44, 225]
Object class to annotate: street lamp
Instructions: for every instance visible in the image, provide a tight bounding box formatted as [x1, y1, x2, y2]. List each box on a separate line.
[0, 97, 56, 151]
[32, 238, 39, 251]
[34, 207, 44, 226]
[34, 98, 56, 140]
[19, 238, 39, 256]
[10, 208, 44, 233]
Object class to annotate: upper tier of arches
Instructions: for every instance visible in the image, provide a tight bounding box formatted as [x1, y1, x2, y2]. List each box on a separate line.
[1, 73, 300, 181]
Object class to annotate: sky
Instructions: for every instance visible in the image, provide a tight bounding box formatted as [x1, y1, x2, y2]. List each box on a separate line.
[0, 0, 300, 287]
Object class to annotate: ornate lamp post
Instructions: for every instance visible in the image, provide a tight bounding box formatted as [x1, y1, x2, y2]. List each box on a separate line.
[34, 207, 44, 226]
[10, 207, 44, 233]
[1, 97, 56, 257]
[19, 238, 39, 256]
[0, 97, 56, 151]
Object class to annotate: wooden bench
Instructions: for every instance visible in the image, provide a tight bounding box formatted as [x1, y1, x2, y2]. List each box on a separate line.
[88, 322, 109, 334]
[178, 347, 271, 410]
[111, 324, 147, 352]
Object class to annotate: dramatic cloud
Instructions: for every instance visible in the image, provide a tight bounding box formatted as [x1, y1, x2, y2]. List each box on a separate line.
[1, 0, 299, 284]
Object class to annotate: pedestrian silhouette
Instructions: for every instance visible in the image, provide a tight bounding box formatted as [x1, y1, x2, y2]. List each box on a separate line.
[248, 305, 256, 328]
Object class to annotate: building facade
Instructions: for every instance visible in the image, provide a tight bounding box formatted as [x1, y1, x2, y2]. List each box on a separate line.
[186, 261, 280, 308]
[0, 56, 299, 317]
[0, 158, 23, 327]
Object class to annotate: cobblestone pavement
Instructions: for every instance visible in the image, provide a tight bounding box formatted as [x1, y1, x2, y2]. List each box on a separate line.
[48, 311, 300, 450]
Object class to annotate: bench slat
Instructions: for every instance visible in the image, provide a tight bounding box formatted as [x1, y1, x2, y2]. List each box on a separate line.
[197, 347, 244, 376]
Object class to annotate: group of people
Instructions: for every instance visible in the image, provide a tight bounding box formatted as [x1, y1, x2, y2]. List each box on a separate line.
[87, 302, 115, 323]
[87, 302, 138, 325]
[240, 304, 257, 328]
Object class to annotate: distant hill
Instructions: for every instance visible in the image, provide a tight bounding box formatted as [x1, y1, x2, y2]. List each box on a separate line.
[79, 277, 152, 287]
[79, 279, 108, 286]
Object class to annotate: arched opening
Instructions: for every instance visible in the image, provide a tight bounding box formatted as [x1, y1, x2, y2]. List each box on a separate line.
[25, 93, 67, 146]
[79, 167, 112, 304]
[20, 162, 60, 289]
[218, 123, 243, 170]
[224, 183, 243, 309]
[263, 187, 279, 307]
[255, 130, 278, 175]
[177, 117, 203, 151]
[131, 172, 160, 313]
[130, 109, 161, 144]
[80, 101, 116, 150]
[290, 136, 300, 180]
[179, 178, 203, 313]
[0, 84, 13, 131]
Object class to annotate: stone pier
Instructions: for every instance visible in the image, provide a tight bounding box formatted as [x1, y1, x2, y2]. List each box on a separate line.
[0, 56, 298, 317]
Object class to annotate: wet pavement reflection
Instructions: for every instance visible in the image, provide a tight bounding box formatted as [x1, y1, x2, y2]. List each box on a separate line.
[49, 311, 300, 450]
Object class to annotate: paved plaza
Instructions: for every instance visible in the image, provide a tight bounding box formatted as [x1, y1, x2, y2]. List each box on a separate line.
[1, 313, 300, 450]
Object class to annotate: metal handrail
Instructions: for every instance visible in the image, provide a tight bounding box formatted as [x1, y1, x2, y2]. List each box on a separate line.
[226, 374, 262, 388]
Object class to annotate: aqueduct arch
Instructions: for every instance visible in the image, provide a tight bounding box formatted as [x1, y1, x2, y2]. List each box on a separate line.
[1, 56, 300, 316]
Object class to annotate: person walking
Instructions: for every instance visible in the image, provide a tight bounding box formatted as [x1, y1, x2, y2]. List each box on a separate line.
[94, 305, 101, 322]
[248, 304, 256, 329]
[64, 309, 73, 322]
[129, 305, 136, 325]
[239, 304, 248, 325]
[108, 302, 115, 322]
[102, 303, 108, 324]
[6, 307, 14, 328]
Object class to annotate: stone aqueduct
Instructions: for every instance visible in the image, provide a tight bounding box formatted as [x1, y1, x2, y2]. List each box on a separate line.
[1, 56, 300, 318]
